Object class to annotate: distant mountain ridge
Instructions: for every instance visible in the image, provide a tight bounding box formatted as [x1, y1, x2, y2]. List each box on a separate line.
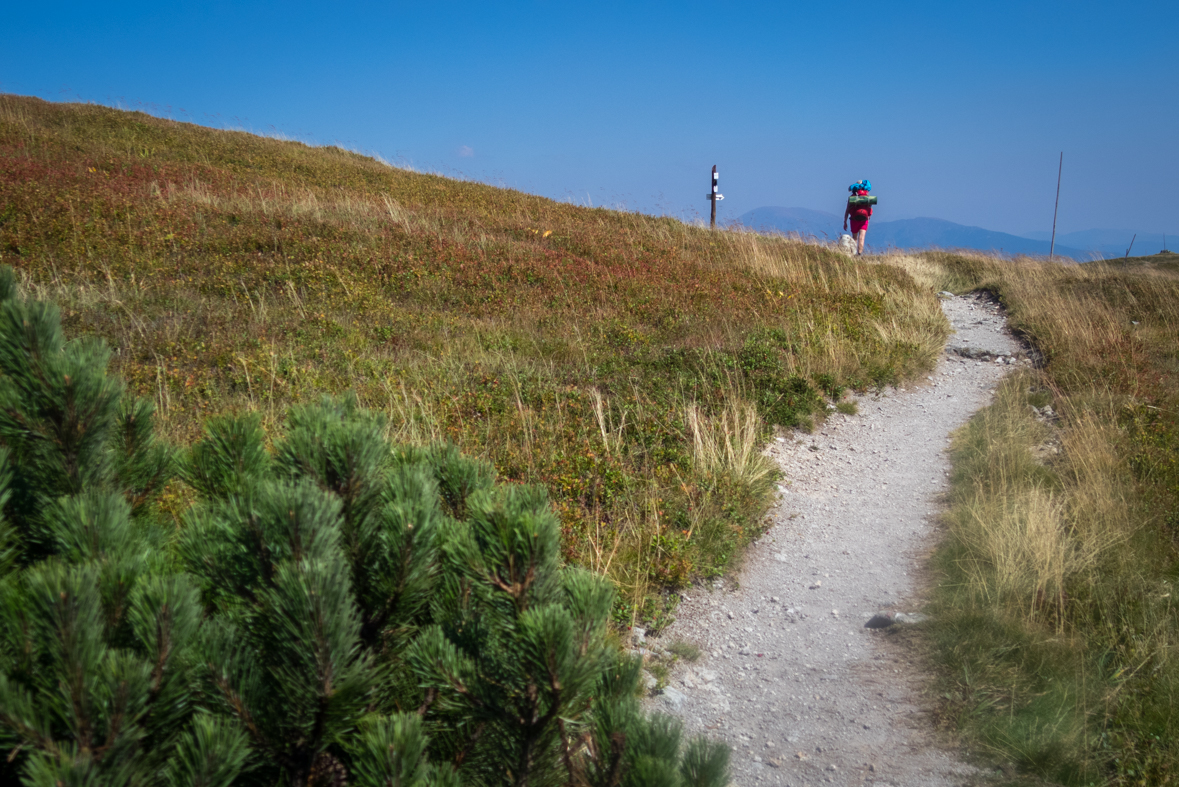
[1022, 229, 1174, 258]
[737, 207, 1119, 260]
[868, 218, 1093, 259]
[739, 207, 842, 241]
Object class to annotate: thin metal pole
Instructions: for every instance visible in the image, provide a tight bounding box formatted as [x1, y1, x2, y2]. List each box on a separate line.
[1049, 152, 1062, 260]
[1125, 234, 1135, 259]
[710, 165, 718, 229]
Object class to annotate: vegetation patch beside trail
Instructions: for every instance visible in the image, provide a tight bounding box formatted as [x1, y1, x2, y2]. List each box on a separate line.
[0, 264, 734, 786]
[885, 252, 1179, 785]
[1101, 250, 1179, 276]
[0, 94, 948, 623]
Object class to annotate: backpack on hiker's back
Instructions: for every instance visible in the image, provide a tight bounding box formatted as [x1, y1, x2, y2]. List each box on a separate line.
[848, 180, 877, 217]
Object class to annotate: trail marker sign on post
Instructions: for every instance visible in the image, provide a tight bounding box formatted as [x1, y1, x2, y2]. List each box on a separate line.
[708, 165, 723, 228]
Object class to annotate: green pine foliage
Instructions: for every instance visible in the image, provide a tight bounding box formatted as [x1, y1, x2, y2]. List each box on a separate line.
[0, 265, 177, 563]
[0, 267, 730, 787]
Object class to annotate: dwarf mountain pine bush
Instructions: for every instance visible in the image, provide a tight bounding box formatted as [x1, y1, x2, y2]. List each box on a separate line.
[0, 266, 728, 787]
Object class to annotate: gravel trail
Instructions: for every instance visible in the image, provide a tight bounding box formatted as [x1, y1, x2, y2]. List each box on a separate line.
[646, 294, 1024, 786]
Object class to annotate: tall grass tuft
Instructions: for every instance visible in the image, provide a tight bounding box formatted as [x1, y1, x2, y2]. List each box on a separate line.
[946, 379, 1126, 628]
[685, 398, 775, 491]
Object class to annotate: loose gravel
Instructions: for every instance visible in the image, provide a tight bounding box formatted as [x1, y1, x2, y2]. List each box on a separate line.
[644, 294, 1023, 786]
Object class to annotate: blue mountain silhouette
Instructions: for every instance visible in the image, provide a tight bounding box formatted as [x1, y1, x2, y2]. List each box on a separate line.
[737, 207, 1095, 259]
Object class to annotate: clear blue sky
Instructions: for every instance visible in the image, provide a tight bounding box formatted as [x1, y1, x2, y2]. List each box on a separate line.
[4, 1, 1177, 237]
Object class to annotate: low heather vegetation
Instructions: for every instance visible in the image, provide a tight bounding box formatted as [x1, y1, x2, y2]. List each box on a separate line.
[0, 95, 946, 623]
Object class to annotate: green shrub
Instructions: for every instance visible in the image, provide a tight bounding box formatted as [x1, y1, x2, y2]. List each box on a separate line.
[0, 267, 729, 787]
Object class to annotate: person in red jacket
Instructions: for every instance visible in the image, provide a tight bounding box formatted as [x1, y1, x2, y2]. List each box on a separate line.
[843, 180, 873, 256]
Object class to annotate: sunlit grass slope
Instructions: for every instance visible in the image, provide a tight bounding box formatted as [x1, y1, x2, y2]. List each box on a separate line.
[1097, 250, 1179, 276]
[0, 94, 947, 622]
[885, 252, 1179, 785]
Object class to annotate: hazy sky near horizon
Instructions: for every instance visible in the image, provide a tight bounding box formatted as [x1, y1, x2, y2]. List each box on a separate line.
[4, 1, 1177, 237]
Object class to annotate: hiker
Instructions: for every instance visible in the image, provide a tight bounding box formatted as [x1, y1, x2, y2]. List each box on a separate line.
[843, 180, 873, 256]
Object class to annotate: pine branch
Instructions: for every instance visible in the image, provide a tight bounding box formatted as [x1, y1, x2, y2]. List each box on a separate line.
[454, 721, 486, 766]
[62, 654, 95, 752]
[123, 459, 172, 514]
[0, 703, 57, 756]
[603, 732, 626, 787]
[557, 716, 576, 787]
[210, 667, 268, 751]
[416, 687, 437, 716]
[91, 675, 133, 761]
[489, 561, 536, 606]
[147, 605, 173, 702]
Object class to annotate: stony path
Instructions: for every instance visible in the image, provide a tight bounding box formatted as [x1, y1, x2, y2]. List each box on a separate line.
[645, 294, 1024, 786]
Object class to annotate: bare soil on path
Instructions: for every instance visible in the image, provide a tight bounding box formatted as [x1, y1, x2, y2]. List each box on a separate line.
[645, 294, 1024, 786]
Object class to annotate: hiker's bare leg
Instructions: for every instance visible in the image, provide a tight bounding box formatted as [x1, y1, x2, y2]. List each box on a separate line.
[856, 230, 867, 254]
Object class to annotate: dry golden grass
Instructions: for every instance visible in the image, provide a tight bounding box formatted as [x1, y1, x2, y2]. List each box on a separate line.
[949, 378, 1128, 628]
[719, 233, 951, 385]
[685, 397, 775, 489]
[907, 250, 1179, 783]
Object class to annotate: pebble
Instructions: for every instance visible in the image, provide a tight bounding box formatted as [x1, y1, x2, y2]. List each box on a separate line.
[660, 687, 687, 711]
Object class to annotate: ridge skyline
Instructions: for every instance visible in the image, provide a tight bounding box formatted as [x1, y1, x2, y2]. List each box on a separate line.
[737, 206, 1176, 260]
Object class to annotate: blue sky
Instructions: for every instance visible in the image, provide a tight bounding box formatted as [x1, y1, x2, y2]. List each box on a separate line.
[4, 1, 1177, 237]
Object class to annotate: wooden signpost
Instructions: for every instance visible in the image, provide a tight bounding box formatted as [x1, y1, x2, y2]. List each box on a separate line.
[707, 165, 723, 228]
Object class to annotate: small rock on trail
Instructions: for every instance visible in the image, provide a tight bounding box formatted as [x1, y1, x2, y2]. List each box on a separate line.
[645, 294, 1023, 786]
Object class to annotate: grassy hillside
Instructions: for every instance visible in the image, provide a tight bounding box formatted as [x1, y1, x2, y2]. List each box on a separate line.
[1095, 250, 1179, 275]
[0, 94, 947, 623]
[885, 252, 1179, 785]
